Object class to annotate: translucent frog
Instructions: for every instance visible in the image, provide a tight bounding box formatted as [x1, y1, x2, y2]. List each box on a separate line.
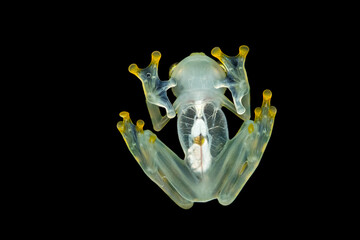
[117, 46, 277, 209]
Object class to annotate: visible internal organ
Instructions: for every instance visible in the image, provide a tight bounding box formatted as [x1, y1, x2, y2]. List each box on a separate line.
[178, 101, 229, 176]
[187, 119, 211, 173]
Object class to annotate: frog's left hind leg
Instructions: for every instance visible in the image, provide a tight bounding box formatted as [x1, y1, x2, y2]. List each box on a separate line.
[129, 51, 177, 131]
[215, 90, 277, 206]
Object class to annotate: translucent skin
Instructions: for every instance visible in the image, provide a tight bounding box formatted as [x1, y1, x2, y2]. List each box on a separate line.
[170, 53, 226, 98]
[119, 46, 277, 209]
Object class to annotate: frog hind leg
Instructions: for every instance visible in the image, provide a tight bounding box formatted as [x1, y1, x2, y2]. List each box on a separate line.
[214, 90, 276, 206]
[117, 111, 196, 209]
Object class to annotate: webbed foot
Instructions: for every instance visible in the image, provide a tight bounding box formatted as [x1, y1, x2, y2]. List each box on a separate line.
[117, 111, 195, 209]
[211, 46, 251, 120]
[250, 89, 277, 160]
[216, 89, 276, 206]
[129, 51, 177, 119]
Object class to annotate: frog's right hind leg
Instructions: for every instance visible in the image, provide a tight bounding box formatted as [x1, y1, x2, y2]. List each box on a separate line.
[215, 90, 277, 206]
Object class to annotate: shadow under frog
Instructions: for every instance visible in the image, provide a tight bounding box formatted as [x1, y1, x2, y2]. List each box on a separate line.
[117, 46, 277, 209]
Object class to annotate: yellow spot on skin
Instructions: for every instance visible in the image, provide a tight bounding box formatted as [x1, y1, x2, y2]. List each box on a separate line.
[239, 162, 248, 175]
[263, 89, 272, 100]
[128, 64, 140, 76]
[211, 47, 232, 65]
[151, 51, 161, 64]
[136, 119, 145, 133]
[238, 45, 249, 58]
[262, 89, 272, 108]
[117, 121, 125, 133]
[269, 106, 277, 118]
[149, 135, 157, 144]
[248, 123, 254, 133]
[193, 135, 205, 145]
[120, 111, 130, 121]
[211, 47, 223, 58]
[190, 52, 206, 56]
[254, 107, 262, 122]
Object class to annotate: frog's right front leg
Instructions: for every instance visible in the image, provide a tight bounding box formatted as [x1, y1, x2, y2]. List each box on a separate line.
[128, 51, 177, 131]
[117, 111, 196, 209]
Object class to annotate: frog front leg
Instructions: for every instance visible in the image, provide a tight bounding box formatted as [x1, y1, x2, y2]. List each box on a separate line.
[128, 51, 177, 131]
[211, 46, 251, 120]
[117, 111, 197, 209]
[215, 90, 277, 206]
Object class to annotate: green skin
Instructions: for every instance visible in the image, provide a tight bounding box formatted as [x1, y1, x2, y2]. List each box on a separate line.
[118, 47, 276, 209]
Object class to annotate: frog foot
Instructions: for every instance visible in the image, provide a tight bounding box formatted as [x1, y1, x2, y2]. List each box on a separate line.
[250, 89, 277, 160]
[211, 46, 251, 120]
[254, 89, 277, 136]
[129, 51, 177, 119]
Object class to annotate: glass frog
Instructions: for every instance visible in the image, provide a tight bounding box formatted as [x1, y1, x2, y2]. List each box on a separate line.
[117, 46, 277, 209]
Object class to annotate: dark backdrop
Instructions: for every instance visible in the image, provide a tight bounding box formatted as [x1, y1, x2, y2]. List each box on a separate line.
[52, 9, 335, 237]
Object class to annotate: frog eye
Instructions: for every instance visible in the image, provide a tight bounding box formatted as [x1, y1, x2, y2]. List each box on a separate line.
[169, 62, 178, 77]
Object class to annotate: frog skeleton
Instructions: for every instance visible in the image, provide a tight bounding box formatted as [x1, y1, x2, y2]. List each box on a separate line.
[117, 46, 277, 209]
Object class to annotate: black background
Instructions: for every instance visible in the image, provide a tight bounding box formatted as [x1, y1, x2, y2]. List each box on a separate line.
[41, 7, 343, 237]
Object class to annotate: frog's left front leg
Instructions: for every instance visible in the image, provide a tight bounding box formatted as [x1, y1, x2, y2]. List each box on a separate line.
[129, 51, 177, 131]
[211, 46, 251, 120]
[215, 90, 277, 206]
[117, 111, 197, 209]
